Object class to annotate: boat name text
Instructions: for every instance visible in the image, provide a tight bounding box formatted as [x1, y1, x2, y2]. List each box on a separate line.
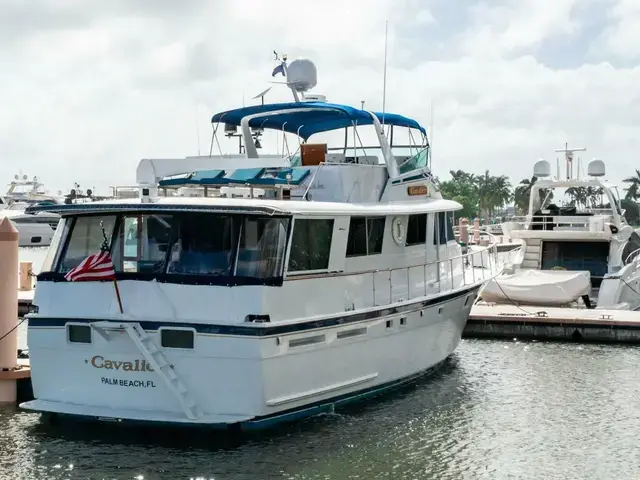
[90, 355, 154, 372]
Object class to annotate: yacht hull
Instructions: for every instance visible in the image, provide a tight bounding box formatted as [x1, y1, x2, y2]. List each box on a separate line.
[21, 284, 480, 430]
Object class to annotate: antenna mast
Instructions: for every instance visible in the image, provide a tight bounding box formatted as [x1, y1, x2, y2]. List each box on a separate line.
[429, 100, 434, 169]
[554, 143, 586, 180]
[196, 106, 201, 156]
[381, 20, 388, 125]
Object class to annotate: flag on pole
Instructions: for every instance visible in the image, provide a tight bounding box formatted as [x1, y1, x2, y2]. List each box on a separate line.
[64, 221, 123, 313]
[272, 62, 285, 77]
[64, 249, 116, 282]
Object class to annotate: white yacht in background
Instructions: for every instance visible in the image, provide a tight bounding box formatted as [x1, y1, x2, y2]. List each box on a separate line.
[479, 146, 640, 311]
[21, 57, 502, 430]
[0, 174, 61, 247]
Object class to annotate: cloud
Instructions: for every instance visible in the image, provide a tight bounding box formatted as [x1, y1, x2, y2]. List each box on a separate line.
[0, 0, 639, 196]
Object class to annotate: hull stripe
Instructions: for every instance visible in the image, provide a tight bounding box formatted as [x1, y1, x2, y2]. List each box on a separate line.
[28, 285, 479, 337]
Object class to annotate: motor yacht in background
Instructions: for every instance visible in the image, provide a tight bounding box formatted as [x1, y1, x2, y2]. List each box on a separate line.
[0, 174, 61, 247]
[21, 56, 503, 430]
[478, 146, 640, 311]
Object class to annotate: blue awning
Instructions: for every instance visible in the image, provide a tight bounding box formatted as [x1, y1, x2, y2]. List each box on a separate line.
[210, 102, 427, 140]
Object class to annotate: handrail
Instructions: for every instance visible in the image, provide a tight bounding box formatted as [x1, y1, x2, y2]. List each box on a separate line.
[285, 239, 509, 309]
[624, 247, 640, 265]
[302, 162, 325, 200]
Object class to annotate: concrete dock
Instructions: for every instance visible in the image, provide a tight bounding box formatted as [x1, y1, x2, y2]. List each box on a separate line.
[466, 303, 640, 343]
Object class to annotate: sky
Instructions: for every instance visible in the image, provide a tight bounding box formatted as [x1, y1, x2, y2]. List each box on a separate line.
[2, 0, 640, 196]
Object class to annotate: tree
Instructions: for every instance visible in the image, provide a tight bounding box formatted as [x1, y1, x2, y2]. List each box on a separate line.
[623, 169, 640, 200]
[514, 176, 536, 214]
[440, 170, 478, 219]
[621, 199, 640, 225]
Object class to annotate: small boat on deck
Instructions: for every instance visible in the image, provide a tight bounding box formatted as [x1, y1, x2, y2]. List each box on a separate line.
[21, 57, 502, 430]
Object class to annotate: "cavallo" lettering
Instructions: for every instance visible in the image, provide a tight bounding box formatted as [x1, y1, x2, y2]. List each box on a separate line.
[90, 355, 154, 372]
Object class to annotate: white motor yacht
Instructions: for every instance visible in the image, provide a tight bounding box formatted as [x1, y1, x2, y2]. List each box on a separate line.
[480, 146, 640, 310]
[0, 175, 61, 247]
[20, 57, 503, 430]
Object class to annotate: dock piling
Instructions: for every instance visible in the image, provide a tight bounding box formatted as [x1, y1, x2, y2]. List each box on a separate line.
[0, 218, 19, 404]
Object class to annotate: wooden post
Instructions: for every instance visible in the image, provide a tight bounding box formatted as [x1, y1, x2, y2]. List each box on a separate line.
[19, 262, 33, 291]
[0, 218, 19, 404]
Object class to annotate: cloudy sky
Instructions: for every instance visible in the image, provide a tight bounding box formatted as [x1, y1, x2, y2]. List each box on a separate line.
[2, 0, 639, 196]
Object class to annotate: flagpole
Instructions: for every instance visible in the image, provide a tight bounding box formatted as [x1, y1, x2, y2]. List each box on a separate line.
[99, 220, 124, 314]
[113, 279, 123, 313]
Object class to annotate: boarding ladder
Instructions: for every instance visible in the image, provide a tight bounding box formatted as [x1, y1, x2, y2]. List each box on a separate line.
[90, 321, 200, 420]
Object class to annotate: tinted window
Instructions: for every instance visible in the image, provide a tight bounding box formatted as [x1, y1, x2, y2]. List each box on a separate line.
[236, 217, 289, 278]
[346, 216, 385, 257]
[405, 214, 426, 246]
[57, 213, 291, 280]
[161, 329, 194, 349]
[434, 212, 455, 245]
[288, 219, 334, 271]
[68, 324, 91, 343]
[166, 213, 238, 276]
[59, 215, 117, 273]
[446, 212, 455, 243]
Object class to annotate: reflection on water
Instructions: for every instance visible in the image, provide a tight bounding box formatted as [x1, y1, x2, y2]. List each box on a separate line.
[4, 341, 640, 479]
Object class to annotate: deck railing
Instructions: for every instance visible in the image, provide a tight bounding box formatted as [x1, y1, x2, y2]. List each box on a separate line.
[369, 237, 512, 306]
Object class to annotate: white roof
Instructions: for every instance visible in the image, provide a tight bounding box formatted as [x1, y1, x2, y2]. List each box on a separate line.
[45, 196, 462, 216]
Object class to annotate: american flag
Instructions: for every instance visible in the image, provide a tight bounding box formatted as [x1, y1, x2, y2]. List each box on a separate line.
[64, 249, 116, 282]
[64, 223, 116, 282]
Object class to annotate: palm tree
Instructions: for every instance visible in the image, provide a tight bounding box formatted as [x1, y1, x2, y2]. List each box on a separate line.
[623, 169, 640, 200]
[491, 175, 513, 214]
[475, 170, 494, 220]
[514, 176, 537, 214]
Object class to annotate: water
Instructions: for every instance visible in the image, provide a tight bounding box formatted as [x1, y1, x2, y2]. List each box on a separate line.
[3, 340, 640, 479]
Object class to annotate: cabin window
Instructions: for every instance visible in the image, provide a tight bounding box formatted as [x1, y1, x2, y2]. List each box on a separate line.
[398, 147, 429, 174]
[41, 218, 67, 273]
[446, 212, 455, 242]
[167, 213, 239, 276]
[58, 215, 117, 273]
[434, 212, 455, 245]
[55, 212, 291, 284]
[67, 324, 91, 344]
[405, 214, 427, 246]
[236, 217, 290, 278]
[112, 214, 175, 273]
[161, 329, 195, 349]
[287, 219, 334, 272]
[346, 216, 385, 257]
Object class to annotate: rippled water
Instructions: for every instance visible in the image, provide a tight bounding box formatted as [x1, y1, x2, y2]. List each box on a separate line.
[3, 340, 640, 479]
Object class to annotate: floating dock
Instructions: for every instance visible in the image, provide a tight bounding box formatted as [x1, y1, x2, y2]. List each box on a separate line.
[466, 303, 640, 343]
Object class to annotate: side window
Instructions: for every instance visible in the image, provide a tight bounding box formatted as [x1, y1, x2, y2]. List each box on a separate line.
[405, 214, 427, 246]
[59, 215, 117, 273]
[41, 218, 67, 273]
[434, 212, 453, 245]
[288, 219, 334, 272]
[235, 217, 290, 278]
[67, 324, 91, 344]
[446, 212, 455, 243]
[112, 214, 175, 273]
[161, 329, 194, 349]
[346, 216, 385, 257]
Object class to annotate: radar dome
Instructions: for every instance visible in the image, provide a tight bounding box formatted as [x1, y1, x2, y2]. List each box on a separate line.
[588, 159, 605, 177]
[286, 58, 317, 93]
[533, 159, 551, 178]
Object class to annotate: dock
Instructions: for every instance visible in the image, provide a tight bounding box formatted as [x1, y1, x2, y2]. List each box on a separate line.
[466, 303, 640, 343]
